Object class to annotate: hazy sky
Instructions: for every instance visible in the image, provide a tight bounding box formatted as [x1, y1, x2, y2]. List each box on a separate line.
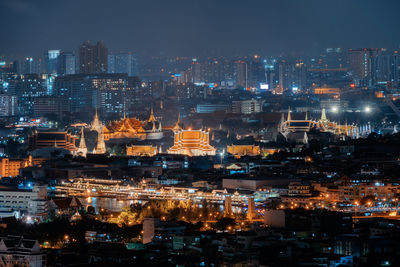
[1, 0, 400, 57]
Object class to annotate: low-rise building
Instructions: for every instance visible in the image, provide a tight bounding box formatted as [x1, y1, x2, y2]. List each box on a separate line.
[0, 156, 47, 177]
[0, 235, 46, 267]
[126, 145, 158, 157]
[0, 185, 47, 215]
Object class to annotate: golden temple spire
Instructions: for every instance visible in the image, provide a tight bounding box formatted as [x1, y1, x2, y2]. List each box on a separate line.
[77, 127, 88, 157]
[305, 111, 308, 120]
[148, 106, 156, 122]
[321, 108, 327, 122]
[94, 128, 106, 154]
[91, 108, 102, 132]
[173, 112, 181, 131]
[287, 107, 291, 121]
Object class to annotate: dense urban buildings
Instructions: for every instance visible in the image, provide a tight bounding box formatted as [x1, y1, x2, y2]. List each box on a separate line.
[1, 0, 400, 266]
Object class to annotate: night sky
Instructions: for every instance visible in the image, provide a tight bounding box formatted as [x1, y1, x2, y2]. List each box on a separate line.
[1, 0, 400, 57]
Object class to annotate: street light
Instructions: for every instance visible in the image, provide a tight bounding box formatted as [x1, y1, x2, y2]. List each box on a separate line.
[365, 106, 371, 113]
[331, 106, 338, 113]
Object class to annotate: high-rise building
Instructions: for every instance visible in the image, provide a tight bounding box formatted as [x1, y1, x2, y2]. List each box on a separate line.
[108, 51, 138, 76]
[373, 49, 400, 87]
[248, 55, 265, 88]
[394, 51, 400, 87]
[33, 96, 70, 118]
[45, 50, 61, 75]
[277, 60, 307, 92]
[201, 58, 224, 84]
[0, 94, 17, 117]
[15, 74, 48, 115]
[20, 57, 42, 75]
[348, 48, 378, 86]
[233, 60, 247, 88]
[277, 60, 289, 91]
[191, 58, 201, 83]
[263, 58, 277, 90]
[54, 74, 141, 115]
[58, 52, 76, 75]
[78, 41, 108, 74]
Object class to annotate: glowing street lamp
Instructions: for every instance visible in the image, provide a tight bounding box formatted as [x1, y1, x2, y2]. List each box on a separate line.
[364, 106, 371, 113]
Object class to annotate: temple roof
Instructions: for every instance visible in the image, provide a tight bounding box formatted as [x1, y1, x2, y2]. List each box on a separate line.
[105, 117, 145, 133]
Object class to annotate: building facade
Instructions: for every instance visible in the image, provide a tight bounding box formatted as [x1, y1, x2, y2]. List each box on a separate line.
[168, 129, 216, 156]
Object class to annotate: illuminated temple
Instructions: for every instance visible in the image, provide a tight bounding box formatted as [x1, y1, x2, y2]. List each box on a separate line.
[99, 108, 163, 141]
[227, 145, 260, 157]
[126, 145, 158, 157]
[278, 108, 359, 139]
[168, 121, 216, 156]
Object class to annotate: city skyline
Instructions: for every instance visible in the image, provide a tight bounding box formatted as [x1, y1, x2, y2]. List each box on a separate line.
[1, 0, 400, 58]
[2, 1, 400, 266]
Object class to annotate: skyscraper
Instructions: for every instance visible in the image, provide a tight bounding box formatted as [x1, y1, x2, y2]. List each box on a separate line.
[54, 74, 141, 115]
[348, 48, 378, 86]
[191, 58, 201, 83]
[248, 55, 265, 88]
[233, 60, 247, 88]
[20, 57, 42, 75]
[108, 51, 138, 76]
[79, 41, 108, 74]
[45, 49, 61, 75]
[58, 52, 76, 75]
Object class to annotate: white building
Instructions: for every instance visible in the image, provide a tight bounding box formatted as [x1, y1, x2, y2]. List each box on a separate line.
[232, 99, 262, 114]
[0, 236, 46, 267]
[0, 185, 47, 216]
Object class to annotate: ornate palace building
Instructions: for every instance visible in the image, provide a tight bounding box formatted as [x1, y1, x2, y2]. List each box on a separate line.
[101, 108, 163, 141]
[278, 108, 359, 139]
[168, 127, 216, 156]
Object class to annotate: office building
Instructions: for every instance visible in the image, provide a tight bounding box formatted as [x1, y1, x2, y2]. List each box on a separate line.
[233, 60, 248, 88]
[15, 74, 48, 115]
[44, 49, 61, 75]
[108, 51, 138, 76]
[348, 48, 378, 86]
[58, 52, 76, 75]
[79, 40, 108, 74]
[0, 94, 17, 116]
[232, 99, 262, 114]
[33, 96, 70, 118]
[54, 74, 141, 114]
[20, 57, 43, 75]
[248, 55, 265, 88]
